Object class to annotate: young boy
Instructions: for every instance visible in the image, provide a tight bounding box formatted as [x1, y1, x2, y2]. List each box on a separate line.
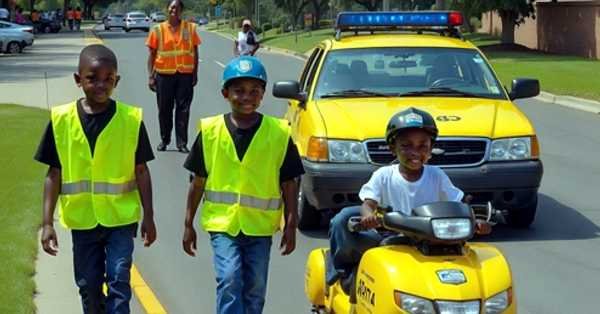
[328, 107, 491, 286]
[181, 56, 304, 314]
[35, 44, 157, 314]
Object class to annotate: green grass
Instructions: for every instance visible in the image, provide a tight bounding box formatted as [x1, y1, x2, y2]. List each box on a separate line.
[463, 33, 501, 47]
[0, 104, 47, 314]
[261, 28, 333, 54]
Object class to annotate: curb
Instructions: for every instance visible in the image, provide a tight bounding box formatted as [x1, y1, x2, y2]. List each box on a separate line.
[535, 91, 600, 114]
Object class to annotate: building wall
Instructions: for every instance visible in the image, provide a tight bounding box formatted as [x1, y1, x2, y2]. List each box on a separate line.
[480, 1, 600, 59]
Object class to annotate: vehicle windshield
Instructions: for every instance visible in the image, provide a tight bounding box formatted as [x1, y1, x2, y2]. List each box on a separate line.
[314, 47, 506, 100]
[112, 14, 124, 18]
[130, 14, 146, 19]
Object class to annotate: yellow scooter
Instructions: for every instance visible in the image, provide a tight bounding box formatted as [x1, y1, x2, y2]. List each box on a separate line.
[305, 201, 515, 314]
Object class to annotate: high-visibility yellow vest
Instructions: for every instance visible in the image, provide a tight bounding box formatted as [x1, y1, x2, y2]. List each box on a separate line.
[200, 114, 290, 236]
[51, 101, 142, 230]
[152, 21, 196, 74]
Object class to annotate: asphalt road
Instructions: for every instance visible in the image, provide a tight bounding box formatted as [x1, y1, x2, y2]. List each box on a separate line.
[95, 27, 600, 314]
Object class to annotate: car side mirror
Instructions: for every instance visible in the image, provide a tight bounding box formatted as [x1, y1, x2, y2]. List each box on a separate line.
[509, 78, 540, 100]
[273, 80, 307, 103]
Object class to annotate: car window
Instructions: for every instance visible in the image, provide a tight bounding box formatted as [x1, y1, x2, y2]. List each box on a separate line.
[305, 49, 325, 96]
[299, 48, 320, 91]
[314, 47, 505, 100]
[130, 14, 146, 19]
[112, 14, 124, 18]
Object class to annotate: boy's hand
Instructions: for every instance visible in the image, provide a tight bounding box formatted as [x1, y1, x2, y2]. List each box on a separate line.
[148, 76, 156, 92]
[41, 225, 59, 256]
[280, 223, 296, 255]
[475, 220, 492, 235]
[141, 218, 157, 247]
[182, 225, 197, 256]
[360, 213, 381, 229]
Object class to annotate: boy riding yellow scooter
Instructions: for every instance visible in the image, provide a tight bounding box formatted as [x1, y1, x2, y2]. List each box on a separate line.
[305, 108, 513, 314]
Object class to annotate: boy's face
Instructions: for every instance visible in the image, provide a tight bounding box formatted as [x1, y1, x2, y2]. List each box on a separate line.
[390, 128, 433, 172]
[222, 78, 265, 115]
[74, 59, 119, 105]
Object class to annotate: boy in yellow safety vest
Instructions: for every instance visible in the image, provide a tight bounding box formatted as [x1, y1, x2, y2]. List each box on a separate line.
[35, 44, 157, 314]
[182, 56, 305, 314]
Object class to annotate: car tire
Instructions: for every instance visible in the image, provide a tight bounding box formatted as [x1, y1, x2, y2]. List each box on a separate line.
[506, 195, 537, 228]
[7, 41, 22, 54]
[298, 185, 321, 231]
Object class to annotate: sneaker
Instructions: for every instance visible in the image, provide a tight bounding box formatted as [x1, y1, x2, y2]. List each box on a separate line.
[157, 142, 167, 151]
[178, 145, 190, 153]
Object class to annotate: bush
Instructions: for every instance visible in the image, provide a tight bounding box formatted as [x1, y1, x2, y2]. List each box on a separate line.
[261, 23, 272, 32]
[318, 19, 333, 29]
[254, 26, 262, 34]
[272, 20, 281, 28]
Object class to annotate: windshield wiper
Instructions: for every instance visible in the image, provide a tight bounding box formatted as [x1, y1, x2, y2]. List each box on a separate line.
[319, 89, 391, 98]
[398, 87, 481, 98]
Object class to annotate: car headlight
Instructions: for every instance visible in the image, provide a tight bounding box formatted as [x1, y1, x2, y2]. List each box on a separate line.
[394, 291, 435, 314]
[437, 300, 480, 314]
[484, 289, 512, 314]
[328, 140, 367, 163]
[431, 218, 472, 240]
[490, 137, 534, 161]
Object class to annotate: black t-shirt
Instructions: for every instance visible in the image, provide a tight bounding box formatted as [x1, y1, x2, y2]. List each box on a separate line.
[34, 99, 155, 168]
[183, 113, 304, 182]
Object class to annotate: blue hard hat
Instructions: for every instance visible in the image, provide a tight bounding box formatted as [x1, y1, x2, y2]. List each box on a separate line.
[222, 56, 268, 88]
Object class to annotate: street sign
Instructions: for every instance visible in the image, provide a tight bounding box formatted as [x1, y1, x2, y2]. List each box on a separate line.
[215, 5, 222, 18]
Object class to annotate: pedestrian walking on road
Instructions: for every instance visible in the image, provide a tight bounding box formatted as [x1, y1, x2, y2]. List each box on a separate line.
[74, 7, 82, 31]
[234, 18, 260, 56]
[182, 56, 304, 314]
[35, 44, 157, 314]
[146, 0, 201, 153]
[66, 6, 73, 30]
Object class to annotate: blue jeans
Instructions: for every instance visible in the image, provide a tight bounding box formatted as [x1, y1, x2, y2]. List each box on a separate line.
[209, 232, 272, 314]
[327, 206, 383, 284]
[71, 223, 136, 314]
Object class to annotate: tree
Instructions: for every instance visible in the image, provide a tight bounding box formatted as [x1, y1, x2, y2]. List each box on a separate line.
[310, 0, 328, 29]
[483, 0, 535, 44]
[450, 0, 485, 33]
[273, 0, 309, 30]
[353, 0, 379, 11]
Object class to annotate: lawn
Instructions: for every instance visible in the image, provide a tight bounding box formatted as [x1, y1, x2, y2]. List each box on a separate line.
[0, 104, 47, 314]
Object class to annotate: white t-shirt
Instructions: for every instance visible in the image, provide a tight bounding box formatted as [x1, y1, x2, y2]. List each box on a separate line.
[237, 31, 257, 56]
[359, 165, 464, 216]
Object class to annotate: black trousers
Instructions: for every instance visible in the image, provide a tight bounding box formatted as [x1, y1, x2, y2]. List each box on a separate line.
[155, 72, 194, 147]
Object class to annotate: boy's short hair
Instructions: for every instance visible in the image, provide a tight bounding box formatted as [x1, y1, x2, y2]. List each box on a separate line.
[78, 44, 118, 72]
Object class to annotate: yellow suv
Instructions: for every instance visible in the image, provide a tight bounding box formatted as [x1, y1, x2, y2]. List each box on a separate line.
[273, 11, 543, 230]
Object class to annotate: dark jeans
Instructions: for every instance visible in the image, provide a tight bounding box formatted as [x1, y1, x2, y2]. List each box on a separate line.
[155, 72, 194, 147]
[327, 206, 383, 284]
[209, 232, 272, 314]
[71, 223, 136, 314]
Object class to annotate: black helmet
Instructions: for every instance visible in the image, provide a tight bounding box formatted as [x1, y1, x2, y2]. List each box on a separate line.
[386, 107, 438, 144]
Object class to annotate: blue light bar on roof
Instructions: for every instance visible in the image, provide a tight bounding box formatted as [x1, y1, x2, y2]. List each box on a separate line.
[335, 11, 463, 30]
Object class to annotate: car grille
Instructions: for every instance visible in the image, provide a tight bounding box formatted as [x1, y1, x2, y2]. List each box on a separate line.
[365, 138, 488, 166]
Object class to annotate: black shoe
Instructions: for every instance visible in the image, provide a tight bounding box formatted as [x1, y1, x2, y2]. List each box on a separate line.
[157, 142, 167, 151]
[177, 145, 189, 153]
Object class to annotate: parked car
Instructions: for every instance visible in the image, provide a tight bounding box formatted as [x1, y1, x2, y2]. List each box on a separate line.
[194, 16, 208, 25]
[125, 12, 150, 32]
[103, 13, 125, 31]
[0, 30, 34, 53]
[150, 12, 166, 22]
[36, 17, 61, 33]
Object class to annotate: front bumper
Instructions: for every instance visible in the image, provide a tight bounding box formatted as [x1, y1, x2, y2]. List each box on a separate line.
[301, 159, 543, 211]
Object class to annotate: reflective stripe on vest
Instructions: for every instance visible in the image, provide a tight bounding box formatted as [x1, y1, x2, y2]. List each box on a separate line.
[61, 180, 137, 195]
[204, 191, 282, 211]
[154, 21, 195, 74]
[199, 115, 291, 236]
[52, 101, 142, 230]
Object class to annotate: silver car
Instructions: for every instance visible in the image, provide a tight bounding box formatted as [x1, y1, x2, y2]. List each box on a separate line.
[0, 31, 34, 53]
[125, 12, 150, 32]
[150, 12, 166, 22]
[103, 13, 125, 31]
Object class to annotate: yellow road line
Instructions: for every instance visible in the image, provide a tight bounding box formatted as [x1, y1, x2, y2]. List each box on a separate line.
[84, 28, 103, 45]
[131, 264, 168, 314]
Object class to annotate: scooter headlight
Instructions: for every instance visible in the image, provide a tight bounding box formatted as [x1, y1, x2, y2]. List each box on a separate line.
[484, 289, 512, 314]
[394, 291, 435, 314]
[431, 218, 472, 240]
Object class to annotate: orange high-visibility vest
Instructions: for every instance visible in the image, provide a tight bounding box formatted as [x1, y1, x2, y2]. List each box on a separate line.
[67, 10, 74, 20]
[152, 21, 197, 74]
[74, 10, 82, 20]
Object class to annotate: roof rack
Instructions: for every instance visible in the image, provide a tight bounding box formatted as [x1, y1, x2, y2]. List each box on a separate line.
[334, 11, 464, 41]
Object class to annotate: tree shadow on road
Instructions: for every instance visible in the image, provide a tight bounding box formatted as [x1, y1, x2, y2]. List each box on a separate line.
[476, 193, 600, 242]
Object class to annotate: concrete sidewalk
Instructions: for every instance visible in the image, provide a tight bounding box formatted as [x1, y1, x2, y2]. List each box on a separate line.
[0, 25, 143, 313]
